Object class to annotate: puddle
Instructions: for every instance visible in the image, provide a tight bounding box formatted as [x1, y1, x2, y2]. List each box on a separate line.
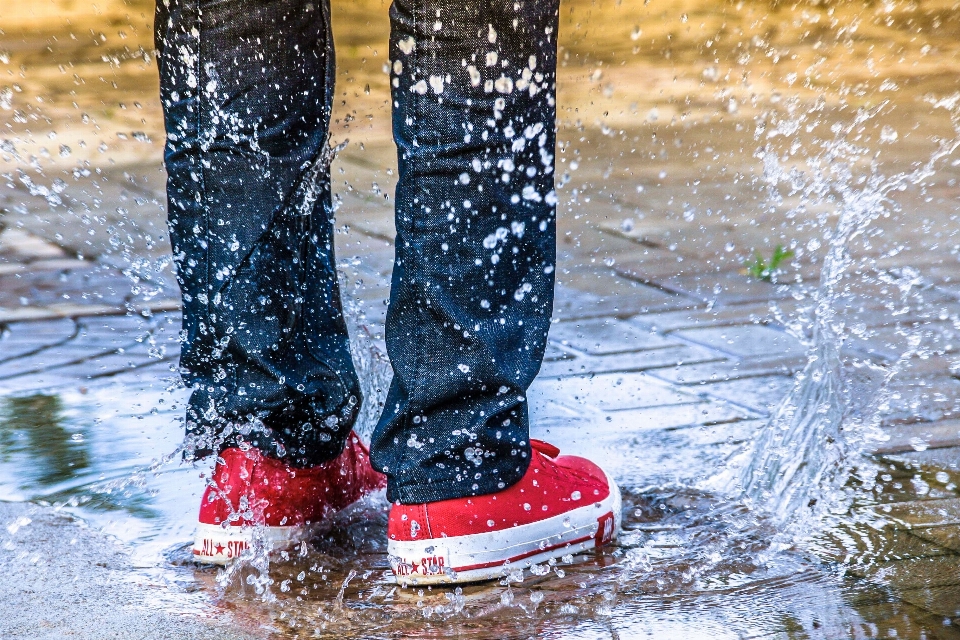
[4, 0, 960, 638]
[2, 370, 959, 638]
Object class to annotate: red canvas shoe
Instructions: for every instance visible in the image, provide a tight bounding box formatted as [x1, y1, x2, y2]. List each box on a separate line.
[192, 431, 386, 564]
[387, 439, 621, 585]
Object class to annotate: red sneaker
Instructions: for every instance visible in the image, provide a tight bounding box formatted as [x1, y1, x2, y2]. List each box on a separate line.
[387, 439, 621, 585]
[192, 431, 386, 564]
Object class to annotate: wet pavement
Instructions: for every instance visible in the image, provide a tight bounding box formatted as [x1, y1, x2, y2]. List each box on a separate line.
[5, 0, 960, 637]
[0, 501, 262, 640]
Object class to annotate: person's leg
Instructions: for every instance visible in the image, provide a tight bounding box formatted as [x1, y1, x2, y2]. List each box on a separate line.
[157, 0, 386, 565]
[155, 0, 361, 467]
[372, 0, 561, 503]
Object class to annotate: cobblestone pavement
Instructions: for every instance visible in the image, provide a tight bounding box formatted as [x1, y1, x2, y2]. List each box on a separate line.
[5, 167, 960, 627]
[6, 0, 960, 636]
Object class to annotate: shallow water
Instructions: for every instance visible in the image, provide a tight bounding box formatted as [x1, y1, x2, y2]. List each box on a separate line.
[4, 0, 960, 638]
[3, 360, 960, 638]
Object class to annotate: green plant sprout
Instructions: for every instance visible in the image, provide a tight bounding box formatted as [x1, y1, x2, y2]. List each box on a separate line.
[744, 244, 794, 282]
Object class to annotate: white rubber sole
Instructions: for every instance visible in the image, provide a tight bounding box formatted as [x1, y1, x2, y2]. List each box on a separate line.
[192, 522, 302, 565]
[387, 468, 622, 586]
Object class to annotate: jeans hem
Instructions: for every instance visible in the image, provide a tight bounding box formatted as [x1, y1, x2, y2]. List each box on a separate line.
[387, 449, 532, 504]
[183, 392, 359, 468]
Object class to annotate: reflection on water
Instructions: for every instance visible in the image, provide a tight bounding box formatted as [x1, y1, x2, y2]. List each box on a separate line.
[173, 482, 960, 639]
[4, 0, 960, 637]
[0, 394, 89, 488]
[2, 379, 952, 639]
[6, 351, 960, 637]
[0, 381, 200, 562]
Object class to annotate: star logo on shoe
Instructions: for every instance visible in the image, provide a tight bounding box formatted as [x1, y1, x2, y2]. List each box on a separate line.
[391, 549, 450, 578]
[387, 440, 621, 584]
[192, 435, 385, 566]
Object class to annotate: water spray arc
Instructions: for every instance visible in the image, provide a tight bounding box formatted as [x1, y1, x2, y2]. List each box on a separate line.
[738, 100, 960, 532]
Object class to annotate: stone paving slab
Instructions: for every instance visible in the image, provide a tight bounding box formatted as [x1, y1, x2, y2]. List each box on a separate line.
[0, 333, 159, 377]
[913, 526, 960, 554]
[0, 373, 91, 395]
[530, 397, 754, 431]
[613, 257, 803, 305]
[530, 372, 703, 413]
[542, 343, 577, 362]
[548, 318, 681, 355]
[552, 282, 695, 321]
[672, 324, 807, 359]
[910, 263, 960, 291]
[51, 352, 175, 381]
[0, 225, 179, 325]
[851, 278, 960, 310]
[534, 419, 745, 486]
[629, 301, 802, 332]
[877, 498, 960, 529]
[881, 377, 960, 426]
[900, 354, 960, 379]
[0, 318, 77, 361]
[0, 309, 181, 393]
[602, 402, 752, 431]
[527, 399, 587, 422]
[697, 375, 796, 415]
[557, 264, 702, 316]
[647, 355, 807, 385]
[538, 343, 723, 378]
[0, 300, 180, 324]
[596, 223, 820, 285]
[666, 419, 766, 446]
[0, 267, 133, 308]
[2, 165, 172, 264]
[528, 367, 755, 442]
[653, 271, 804, 307]
[0, 258, 95, 276]
[0, 346, 126, 378]
[898, 584, 960, 619]
[873, 419, 960, 455]
[0, 227, 70, 262]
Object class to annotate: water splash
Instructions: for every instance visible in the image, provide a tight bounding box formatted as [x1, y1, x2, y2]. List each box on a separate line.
[734, 101, 960, 534]
[343, 294, 392, 446]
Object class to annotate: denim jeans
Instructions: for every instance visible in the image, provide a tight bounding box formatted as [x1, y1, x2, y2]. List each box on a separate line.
[156, 0, 559, 504]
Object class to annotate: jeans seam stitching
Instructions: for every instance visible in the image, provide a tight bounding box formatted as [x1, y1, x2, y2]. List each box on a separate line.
[404, 0, 426, 485]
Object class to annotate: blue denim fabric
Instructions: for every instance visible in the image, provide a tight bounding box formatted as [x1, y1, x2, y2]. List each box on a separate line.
[156, 0, 559, 503]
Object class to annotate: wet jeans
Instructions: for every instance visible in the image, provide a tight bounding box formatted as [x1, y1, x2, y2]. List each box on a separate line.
[155, 0, 560, 503]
